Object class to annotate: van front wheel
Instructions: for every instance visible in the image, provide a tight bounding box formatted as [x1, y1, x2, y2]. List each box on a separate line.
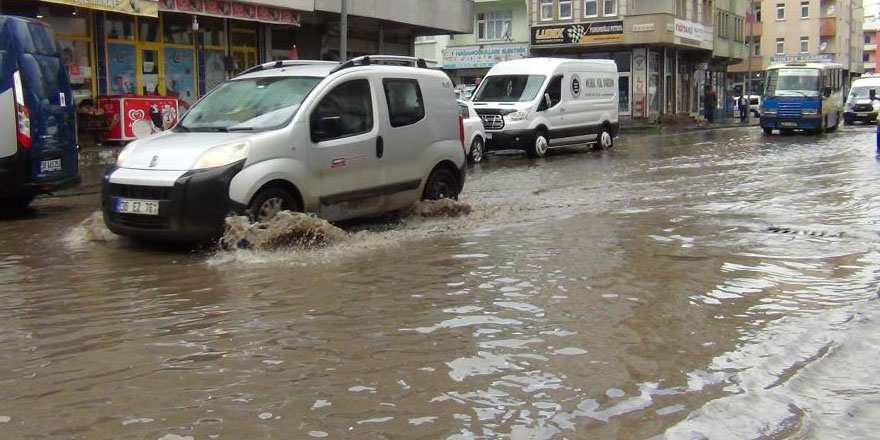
[528, 131, 549, 158]
[596, 126, 614, 150]
[249, 187, 301, 222]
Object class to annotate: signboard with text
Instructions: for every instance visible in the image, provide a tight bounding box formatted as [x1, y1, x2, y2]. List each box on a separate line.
[769, 54, 834, 64]
[531, 21, 624, 46]
[674, 19, 710, 42]
[442, 44, 529, 69]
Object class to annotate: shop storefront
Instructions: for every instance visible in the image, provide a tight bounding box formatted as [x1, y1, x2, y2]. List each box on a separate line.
[1, 0, 303, 110]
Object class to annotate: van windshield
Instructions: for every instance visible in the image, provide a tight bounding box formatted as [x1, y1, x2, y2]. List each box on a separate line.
[179, 76, 321, 132]
[849, 86, 878, 99]
[473, 75, 546, 103]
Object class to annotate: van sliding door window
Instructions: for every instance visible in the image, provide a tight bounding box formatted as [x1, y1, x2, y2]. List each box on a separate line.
[311, 79, 374, 142]
[383, 79, 426, 128]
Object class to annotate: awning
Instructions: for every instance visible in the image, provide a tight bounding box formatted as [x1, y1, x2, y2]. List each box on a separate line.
[159, 0, 302, 26]
[40, 0, 159, 17]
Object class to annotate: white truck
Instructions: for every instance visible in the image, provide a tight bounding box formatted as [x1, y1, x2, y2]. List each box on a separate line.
[471, 58, 619, 158]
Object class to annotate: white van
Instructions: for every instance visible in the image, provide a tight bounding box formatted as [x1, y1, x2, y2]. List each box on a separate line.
[101, 56, 467, 242]
[844, 75, 880, 125]
[471, 58, 618, 157]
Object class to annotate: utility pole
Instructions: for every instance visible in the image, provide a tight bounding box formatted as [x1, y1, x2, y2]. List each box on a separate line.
[746, 1, 754, 124]
[340, 0, 348, 61]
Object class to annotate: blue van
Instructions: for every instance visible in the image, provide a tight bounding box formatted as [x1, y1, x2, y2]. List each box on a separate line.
[0, 15, 79, 208]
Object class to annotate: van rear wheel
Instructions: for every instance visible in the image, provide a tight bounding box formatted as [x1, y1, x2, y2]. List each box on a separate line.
[423, 168, 460, 201]
[528, 131, 549, 158]
[249, 187, 301, 222]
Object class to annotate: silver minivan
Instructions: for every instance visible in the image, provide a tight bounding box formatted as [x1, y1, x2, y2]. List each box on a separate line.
[101, 56, 467, 242]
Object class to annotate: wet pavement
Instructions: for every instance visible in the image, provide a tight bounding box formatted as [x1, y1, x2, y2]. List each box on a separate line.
[2, 126, 880, 439]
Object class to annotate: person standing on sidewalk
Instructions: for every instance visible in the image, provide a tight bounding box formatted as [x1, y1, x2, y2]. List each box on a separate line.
[737, 94, 748, 123]
[704, 87, 718, 124]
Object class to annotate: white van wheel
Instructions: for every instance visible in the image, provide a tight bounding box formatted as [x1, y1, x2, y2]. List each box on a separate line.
[598, 128, 614, 149]
[249, 187, 300, 222]
[529, 132, 549, 158]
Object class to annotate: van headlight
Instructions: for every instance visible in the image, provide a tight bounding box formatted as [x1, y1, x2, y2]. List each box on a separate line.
[508, 110, 529, 121]
[191, 141, 250, 170]
[803, 108, 818, 115]
[763, 109, 776, 116]
[115, 141, 139, 167]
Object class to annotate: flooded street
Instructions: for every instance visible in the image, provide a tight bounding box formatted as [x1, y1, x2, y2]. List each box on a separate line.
[2, 126, 880, 439]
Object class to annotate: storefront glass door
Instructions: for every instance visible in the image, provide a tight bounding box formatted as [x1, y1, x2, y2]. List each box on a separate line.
[618, 74, 630, 116]
[138, 46, 163, 95]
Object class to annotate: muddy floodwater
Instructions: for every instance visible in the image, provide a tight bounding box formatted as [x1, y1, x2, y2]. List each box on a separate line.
[2, 127, 880, 439]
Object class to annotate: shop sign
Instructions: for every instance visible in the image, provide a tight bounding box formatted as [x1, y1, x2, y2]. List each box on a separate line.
[159, 0, 299, 26]
[769, 54, 834, 64]
[531, 21, 624, 46]
[442, 44, 528, 69]
[674, 19, 709, 42]
[632, 24, 655, 33]
[42, 0, 158, 17]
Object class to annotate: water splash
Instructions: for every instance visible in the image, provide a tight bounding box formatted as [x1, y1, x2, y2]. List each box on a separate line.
[220, 211, 346, 251]
[63, 211, 117, 249]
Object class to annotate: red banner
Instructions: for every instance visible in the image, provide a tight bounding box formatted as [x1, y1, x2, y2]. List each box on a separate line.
[160, 0, 298, 26]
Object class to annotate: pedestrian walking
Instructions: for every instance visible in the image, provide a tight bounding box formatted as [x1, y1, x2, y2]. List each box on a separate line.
[705, 87, 718, 124]
[738, 94, 748, 123]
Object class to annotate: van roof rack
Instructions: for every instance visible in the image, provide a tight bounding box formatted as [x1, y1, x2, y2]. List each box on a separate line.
[237, 60, 339, 77]
[330, 55, 429, 74]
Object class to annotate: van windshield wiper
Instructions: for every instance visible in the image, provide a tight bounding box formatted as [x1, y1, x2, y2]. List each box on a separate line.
[184, 126, 229, 133]
[228, 126, 256, 132]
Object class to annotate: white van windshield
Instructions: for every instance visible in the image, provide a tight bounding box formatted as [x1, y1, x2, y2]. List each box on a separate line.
[849, 86, 878, 99]
[180, 76, 321, 132]
[473, 75, 546, 103]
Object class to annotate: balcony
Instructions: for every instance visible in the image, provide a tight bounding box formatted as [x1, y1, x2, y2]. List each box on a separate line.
[747, 21, 762, 38]
[865, 44, 877, 51]
[820, 18, 837, 37]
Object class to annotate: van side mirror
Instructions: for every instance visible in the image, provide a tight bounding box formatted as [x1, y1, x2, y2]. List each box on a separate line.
[311, 115, 344, 142]
[871, 89, 877, 101]
[824, 87, 832, 98]
[538, 93, 551, 111]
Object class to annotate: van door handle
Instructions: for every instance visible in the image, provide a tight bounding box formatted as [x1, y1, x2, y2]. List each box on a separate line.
[376, 136, 384, 158]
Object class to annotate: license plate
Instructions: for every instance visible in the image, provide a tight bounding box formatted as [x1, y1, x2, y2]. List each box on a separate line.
[486, 133, 493, 139]
[780, 122, 798, 127]
[40, 159, 62, 173]
[115, 198, 160, 216]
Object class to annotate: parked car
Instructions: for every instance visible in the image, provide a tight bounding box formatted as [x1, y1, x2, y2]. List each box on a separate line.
[844, 75, 880, 125]
[102, 56, 467, 242]
[471, 58, 619, 158]
[734, 94, 761, 117]
[0, 15, 80, 209]
[458, 99, 486, 163]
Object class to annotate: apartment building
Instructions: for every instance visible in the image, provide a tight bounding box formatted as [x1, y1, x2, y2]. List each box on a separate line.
[863, 15, 880, 73]
[729, 0, 865, 94]
[528, 0, 748, 120]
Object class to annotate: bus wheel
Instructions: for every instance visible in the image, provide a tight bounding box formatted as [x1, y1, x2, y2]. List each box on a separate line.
[762, 127, 773, 135]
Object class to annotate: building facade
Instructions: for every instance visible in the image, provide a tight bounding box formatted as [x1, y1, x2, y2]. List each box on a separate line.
[0, 0, 474, 109]
[441, 0, 531, 85]
[729, 0, 866, 95]
[528, 0, 747, 120]
[863, 15, 879, 73]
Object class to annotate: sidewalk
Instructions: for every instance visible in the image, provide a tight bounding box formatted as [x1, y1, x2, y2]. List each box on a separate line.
[621, 115, 759, 136]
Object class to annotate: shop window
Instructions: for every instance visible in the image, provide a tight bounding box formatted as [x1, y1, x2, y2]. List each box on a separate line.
[106, 13, 135, 40]
[10, 3, 89, 36]
[139, 17, 160, 43]
[163, 13, 192, 45]
[383, 79, 425, 128]
[613, 52, 631, 72]
[201, 17, 226, 47]
[60, 39, 93, 103]
[164, 47, 195, 107]
[271, 27, 296, 60]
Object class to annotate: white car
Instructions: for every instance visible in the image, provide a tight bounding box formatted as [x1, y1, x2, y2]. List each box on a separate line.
[101, 56, 467, 242]
[458, 99, 486, 163]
